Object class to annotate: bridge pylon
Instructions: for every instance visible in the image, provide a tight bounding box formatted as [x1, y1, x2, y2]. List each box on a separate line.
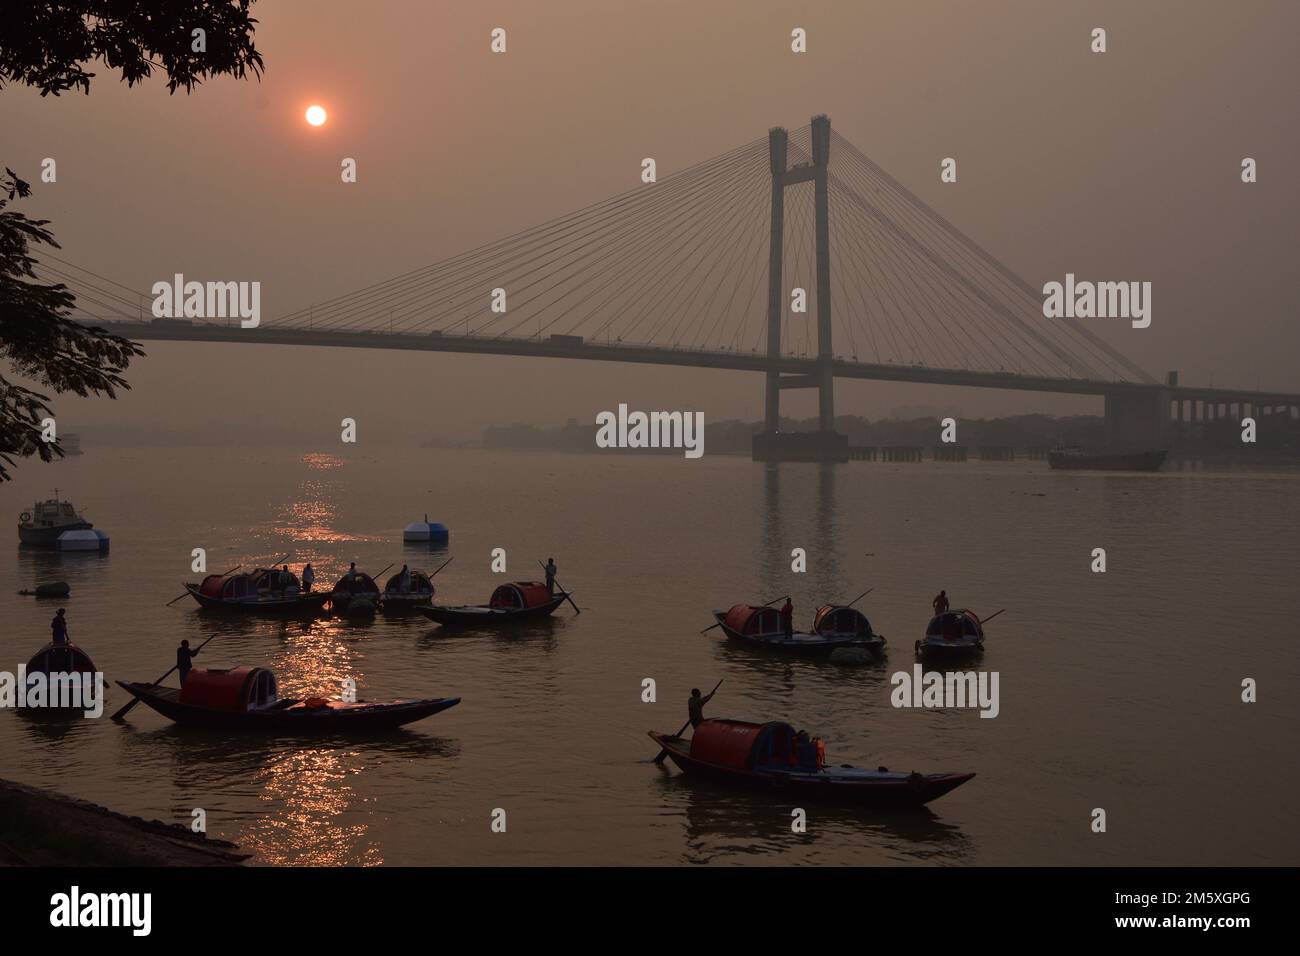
[753, 115, 849, 462]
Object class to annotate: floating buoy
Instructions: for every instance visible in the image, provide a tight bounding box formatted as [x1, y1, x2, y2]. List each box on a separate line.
[56, 529, 109, 552]
[19, 581, 71, 598]
[403, 514, 449, 544]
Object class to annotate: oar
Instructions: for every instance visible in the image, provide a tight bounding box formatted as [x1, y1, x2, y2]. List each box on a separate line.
[538, 560, 581, 614]
[700, 594, 787, 633]
[372, 563, 395, 581]
[428, 556, 454, 577]
[655, 679, 723, 764]
[110, 633, 220, 722]
[165, 565, 241, 606]
[979, 608, 1007, 625]
[846, 587, 874, 607]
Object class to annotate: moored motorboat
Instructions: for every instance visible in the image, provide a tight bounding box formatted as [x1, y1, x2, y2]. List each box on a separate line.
[115, 666, 460, 732]
[17, 492, 93, 547]
[915, 609, 986, 660]
[649, 719, 974, 806]
[418, 581, 569, 626]
[812, 604, 887, 658]
[711, 604, 875, 655]
[183, 568, 329, 615]
[380, 568, 435, 613]
[331, 569, 381, 616]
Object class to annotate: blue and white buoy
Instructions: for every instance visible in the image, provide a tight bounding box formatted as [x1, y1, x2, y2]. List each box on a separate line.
[403, 514, 449, 544]
[57, 528, 109, 552]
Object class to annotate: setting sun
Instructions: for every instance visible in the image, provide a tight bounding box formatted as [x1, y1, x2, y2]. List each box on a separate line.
[305, 104, 327, 127]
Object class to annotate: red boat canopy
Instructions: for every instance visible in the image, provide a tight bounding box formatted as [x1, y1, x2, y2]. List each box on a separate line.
[926, 610, 984, 640]
[490, 582, 552, 609]
[198, 573, 259, 600]
[723, 604, 782, 636]
[178, 667, 277, 712]
[332, 572, 379, 596]
[688, 719, 800, 770]
[813, 605, 873, 636]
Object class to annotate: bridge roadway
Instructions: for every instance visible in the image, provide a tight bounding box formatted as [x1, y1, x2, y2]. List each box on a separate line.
[88, 319, 1229, 400]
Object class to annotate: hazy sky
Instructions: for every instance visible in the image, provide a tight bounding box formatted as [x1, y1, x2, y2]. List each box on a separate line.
[3, 0, 1297, 442]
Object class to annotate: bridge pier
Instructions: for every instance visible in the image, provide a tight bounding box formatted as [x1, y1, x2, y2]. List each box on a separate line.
[1104, 387, 1171, 450]
[754, 115, 847, 462]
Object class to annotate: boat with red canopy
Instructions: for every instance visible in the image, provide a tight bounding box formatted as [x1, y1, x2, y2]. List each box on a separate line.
[915, 609, 986, 660]
[418, 581, 569, 626]
[812, 604, 887, 658]
[183, 568, 329, 615]
[330, 569, 381, 616]
[711, 603, 877, 655]
[649, 718, 974, 806]
[115, 666, 460, 732]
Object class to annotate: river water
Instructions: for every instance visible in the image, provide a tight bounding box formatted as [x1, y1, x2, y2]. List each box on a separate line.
[1, 447, 1295, 865]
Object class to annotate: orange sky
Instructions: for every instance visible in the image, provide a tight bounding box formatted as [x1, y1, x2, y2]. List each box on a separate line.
[2, 0, 1297, 440]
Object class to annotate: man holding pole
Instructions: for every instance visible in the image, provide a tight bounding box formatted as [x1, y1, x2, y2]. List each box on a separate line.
[688, 686, 717, 729]
[176, 639, 200, 685]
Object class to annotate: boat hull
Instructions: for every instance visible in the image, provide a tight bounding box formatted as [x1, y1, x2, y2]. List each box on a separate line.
[380, 593, 435, 614]
[418, 593, 567, 626]
[116, 681, 460, 732]
[915, 637, 984, 660]
[1048, 450, 1166, 471]
[713, 611, 880, 656]
[184, 584, 330, 616]
[18, 521, 93, 547]
[649, 732, 973, 806]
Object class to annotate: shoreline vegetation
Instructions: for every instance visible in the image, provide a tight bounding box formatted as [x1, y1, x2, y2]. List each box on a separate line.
[0, 778, 247, 867]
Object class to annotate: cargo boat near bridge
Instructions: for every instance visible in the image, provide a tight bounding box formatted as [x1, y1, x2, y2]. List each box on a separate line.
[1047, 447, 1167, 471]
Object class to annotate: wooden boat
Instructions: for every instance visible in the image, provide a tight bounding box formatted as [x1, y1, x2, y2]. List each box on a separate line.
[812, 604, 887, 658]
[418, 581, 568, 626]
[331, 570, 381, 615]
[380, 568, 435, 613]
[710, 604, 875, 655]
[23, 642, 99, 715]
[115, 666, 460, 733]
[18, 492, 93, 547]
[915, 609, 986, 660]
[183, 568, 329, 615]
[649, 719, 974, 807]
[1048, 447, 1166, 471]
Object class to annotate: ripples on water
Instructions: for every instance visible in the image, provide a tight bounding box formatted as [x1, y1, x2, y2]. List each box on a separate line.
[2, 448, 1296, 865]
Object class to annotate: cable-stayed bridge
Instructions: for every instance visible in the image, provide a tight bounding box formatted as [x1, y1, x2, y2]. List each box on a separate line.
[44, 115, 1299, 459]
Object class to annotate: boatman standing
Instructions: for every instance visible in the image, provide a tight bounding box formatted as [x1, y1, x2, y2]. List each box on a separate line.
[176, 639, 200, 685]
[780, 598, 794, 639]
[399, 564, 412, 593]
[302, 563, 315, 593]
[51, 608, 69, 645]
[933, 590, 949, 616]
[687, 686, 716, 729]
[544, 558, 558, 595]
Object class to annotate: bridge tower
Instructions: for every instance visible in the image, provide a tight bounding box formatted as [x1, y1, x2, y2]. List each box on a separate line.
[752, 115, 849, 462]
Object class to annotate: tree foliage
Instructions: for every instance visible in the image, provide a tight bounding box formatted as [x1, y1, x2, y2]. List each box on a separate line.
[0, 1, 263, 479]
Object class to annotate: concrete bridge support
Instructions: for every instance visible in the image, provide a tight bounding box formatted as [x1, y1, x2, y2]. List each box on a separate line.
[754, 115, 847, 463]
[1104, 387, 1171, 450]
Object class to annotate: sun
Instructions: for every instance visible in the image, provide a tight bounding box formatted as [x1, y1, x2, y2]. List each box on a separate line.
[305, 105, 327, 127]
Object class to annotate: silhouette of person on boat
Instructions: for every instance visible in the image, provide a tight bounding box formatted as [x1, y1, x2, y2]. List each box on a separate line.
[933, 590, 949, 615]
[177, 639, 200, 685]
[688, 686, 716, 728]
[780, 598, 794, 639]
[51, 608, 69, 645]
[302, 563, 315, 592]
[544, 558, 558, 595]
